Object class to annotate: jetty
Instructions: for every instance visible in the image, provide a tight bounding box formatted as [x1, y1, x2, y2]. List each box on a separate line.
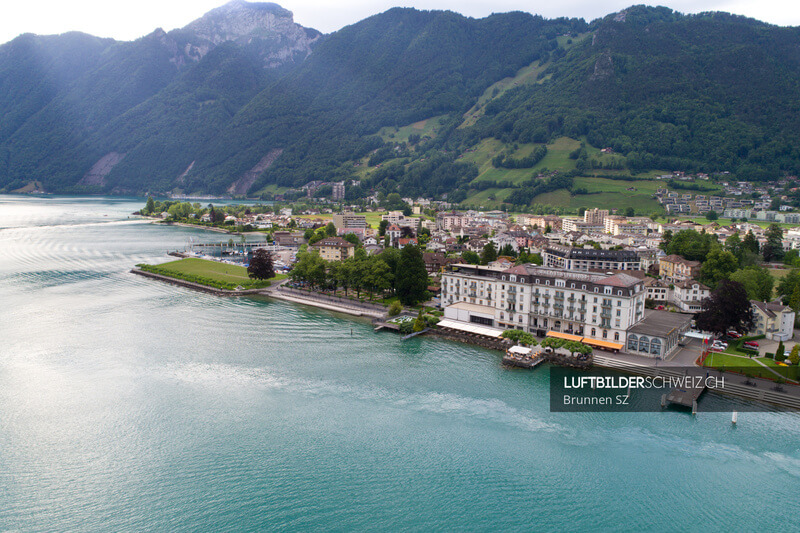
[665, 382, 706, 408]
[502, 346, 545, 369]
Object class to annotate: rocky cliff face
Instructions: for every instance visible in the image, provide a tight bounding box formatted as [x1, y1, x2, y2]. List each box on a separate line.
[178, 0, 321, 68]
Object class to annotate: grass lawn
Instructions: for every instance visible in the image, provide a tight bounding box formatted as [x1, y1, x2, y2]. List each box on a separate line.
[676, 216, 792, 229]
[532, 188, 663, 214]
[138, 258, 287, 290]
[702, 351, 799, 381]
[377, 115, 448, 143]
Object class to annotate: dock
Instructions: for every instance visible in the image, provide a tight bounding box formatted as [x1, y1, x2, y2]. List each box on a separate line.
[665, 383, 706, 408]
[502, 346, 545, 369]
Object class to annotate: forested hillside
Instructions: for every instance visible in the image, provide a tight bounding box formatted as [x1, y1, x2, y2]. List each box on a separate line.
[2, 2, 800, 203]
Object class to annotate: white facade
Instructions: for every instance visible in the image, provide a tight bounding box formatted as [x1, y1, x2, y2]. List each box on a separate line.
[440, 264, 646, 346]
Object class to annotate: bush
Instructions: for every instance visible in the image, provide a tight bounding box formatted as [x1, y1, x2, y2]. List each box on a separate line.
[765, 352, 775, 359]
[788, 345, 800, 365]
[776, 340, 785, 361]
[776, 352, 787, 363]
[388, 301, 402, 316]
[399, 322, 414, 335]
[424, 316, 440, 327]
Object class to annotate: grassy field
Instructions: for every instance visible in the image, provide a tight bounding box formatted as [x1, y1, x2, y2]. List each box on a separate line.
[377, 115, 448, 143]
[702, 351, 799, 381]
[532, 188, 663, 214]
[677, 216, 795, 229]
[463, 137, 584, 185]
[138, 258, 286, 290]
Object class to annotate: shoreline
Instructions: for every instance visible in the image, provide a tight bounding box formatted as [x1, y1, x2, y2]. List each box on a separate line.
[131, 266, 800, 410]
[130, 268, 267, 296]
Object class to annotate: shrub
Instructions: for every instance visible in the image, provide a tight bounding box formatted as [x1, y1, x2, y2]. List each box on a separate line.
[788, 345, 800, 365]
[424, 316, 440, 327]
[388, 301, 402, 316]
[776, 340, 785, 361]
[399, 322, 414, 335]
[776, 352, 787, 363]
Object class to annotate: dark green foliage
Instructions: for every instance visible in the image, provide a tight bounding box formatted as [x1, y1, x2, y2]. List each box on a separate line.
[664, 229, 719, 262]
[395, 245, 429, 306]
[461, 250, 480, 264]
[695, 279, 755, 336]
[492, 145, 547, 168]
[247, 248, 275, 280]
[762, 223, 785, 263]
[477, 6, 800, 179]
[6, 5, 800, 195]
[480, 242, 498, 264]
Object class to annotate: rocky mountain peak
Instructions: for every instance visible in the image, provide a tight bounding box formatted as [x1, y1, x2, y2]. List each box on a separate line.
[177, 1, 321, 67]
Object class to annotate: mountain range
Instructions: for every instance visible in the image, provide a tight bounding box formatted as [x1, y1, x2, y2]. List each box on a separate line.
[2, 1, 800, 205]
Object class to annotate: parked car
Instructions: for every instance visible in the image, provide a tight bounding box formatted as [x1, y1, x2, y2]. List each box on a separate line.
[711, 341, 728, 349]
[709, 345, 724, 352]
[655, 305, 665, 310]
[726, 331, 742, 338]
[743, 341, 759, 348]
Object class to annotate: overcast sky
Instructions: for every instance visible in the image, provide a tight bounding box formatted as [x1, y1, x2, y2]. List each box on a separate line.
[2, 0, 799, 44]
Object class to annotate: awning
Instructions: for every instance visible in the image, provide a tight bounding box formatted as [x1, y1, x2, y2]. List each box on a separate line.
[437, 319, 504, 338]
[546, 331, 583, 342]
[582, 338, 624, 350]
[508, 346, 532, 355]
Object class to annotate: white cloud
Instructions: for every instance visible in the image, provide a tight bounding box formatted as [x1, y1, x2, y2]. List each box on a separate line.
[1, 0, 798, 45]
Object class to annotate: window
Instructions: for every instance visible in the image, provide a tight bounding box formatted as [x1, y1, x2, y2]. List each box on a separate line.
[638, 336, 650, 353]
[650, 338, 662, 355]
[602, 330, 608, 339]
[591, 328, 596, 337]
[627, 334, 638, 350]
[470, 315, 493, 326]
[614, 332, 620, 341]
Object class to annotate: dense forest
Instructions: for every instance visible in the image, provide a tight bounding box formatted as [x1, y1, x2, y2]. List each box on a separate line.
[1, 3, 800, 199]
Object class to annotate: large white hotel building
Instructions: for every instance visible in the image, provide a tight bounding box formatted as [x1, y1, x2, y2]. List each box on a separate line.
[439, 263, 689, 357]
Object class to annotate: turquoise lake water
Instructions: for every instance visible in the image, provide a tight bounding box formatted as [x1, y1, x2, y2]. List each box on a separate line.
[1, 195, 799, 531]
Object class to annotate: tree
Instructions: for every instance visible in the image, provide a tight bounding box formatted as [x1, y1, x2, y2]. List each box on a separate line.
[145, 196, 155, 215]
[725, 234, 742, 262]
[343, 233, 360, 247]
[325, 222, 337, 237]
[729, 267, 774, 301]
[499, 243, 517, 258]
[699, 249, 738, 287]
[705, 210, 719, 221]
[659, 229, 673, 251]
[413, 309, 426, 332]
[388, 300, 402, 316]
[461, 250, 480, 264]
[762, 223, 784, 262]
[480, 241, 498, 264]
[395, 245, 428, 306]
[695, 279, 755, 337]
[775, 340, 786, 362]
[742, 230, 759, 255]
[665, 229, 719, 262]
[625, 207, 635, 217]
[378, 219, 389, 236]
[247, 249, 276, 280]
